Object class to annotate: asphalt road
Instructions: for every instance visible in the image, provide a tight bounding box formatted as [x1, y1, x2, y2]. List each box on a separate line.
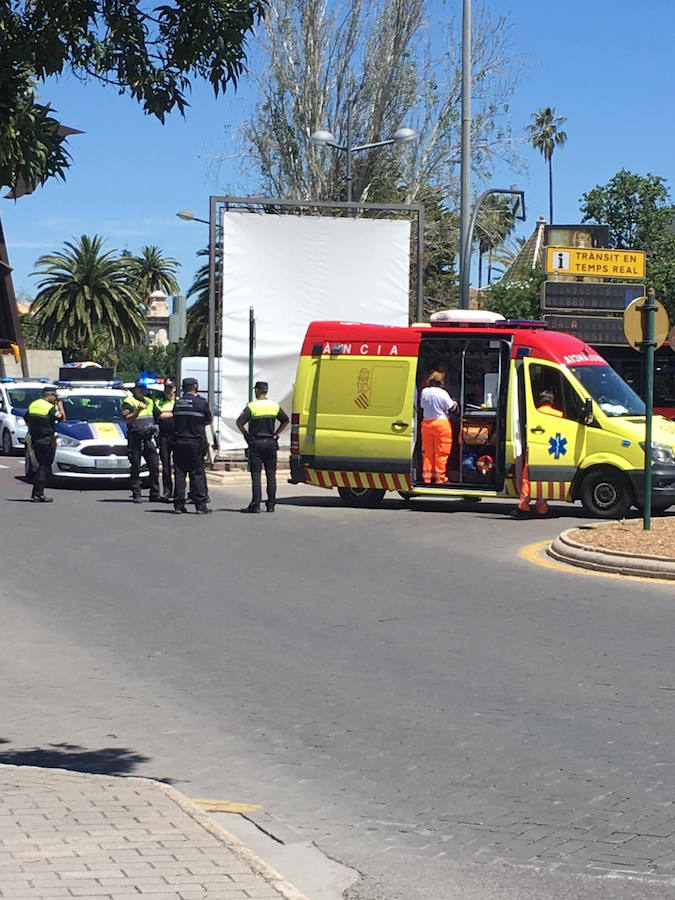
[1, 457, 674, 900]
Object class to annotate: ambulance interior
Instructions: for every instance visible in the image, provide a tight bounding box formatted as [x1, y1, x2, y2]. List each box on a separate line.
[413, 335, 510, 489]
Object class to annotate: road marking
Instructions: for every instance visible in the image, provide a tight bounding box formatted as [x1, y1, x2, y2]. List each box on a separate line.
[519, 539, 675, 586]
[190, 797, 262, 814]
[0, 464, 8, 469]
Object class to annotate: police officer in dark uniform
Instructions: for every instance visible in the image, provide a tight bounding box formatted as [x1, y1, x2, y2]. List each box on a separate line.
[236, 380, 289, 513]
[154, 380, 176, 501]
[25, 385, 65, 502]
[122, 380, 160, 503]
[172, 377, 212, 514]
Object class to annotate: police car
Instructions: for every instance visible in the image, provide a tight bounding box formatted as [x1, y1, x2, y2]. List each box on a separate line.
[25, 383, 149, 481]
[0, 377, 53, 454]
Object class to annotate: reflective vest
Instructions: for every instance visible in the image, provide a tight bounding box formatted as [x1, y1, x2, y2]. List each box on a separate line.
[125, 395, 154, 418]
[246, 399, 281, 438]
[26, 398, 57, 440]
[155, 397, 175, 414]
[27, 398, 55, 418]
[124, 394, 155, 432]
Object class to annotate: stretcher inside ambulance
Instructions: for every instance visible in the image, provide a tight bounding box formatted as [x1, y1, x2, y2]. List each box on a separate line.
[290, 311, 675, 517]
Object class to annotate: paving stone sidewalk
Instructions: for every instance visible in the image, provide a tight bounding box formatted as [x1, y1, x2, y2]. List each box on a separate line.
[0, 764, 308, 900]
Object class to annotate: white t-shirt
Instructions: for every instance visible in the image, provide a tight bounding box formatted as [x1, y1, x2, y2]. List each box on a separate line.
[420, 386, 456, 420]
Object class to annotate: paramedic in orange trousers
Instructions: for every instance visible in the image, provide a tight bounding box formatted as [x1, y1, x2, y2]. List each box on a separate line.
[512, 389, 563, 517]
[419, 371, 458, 485]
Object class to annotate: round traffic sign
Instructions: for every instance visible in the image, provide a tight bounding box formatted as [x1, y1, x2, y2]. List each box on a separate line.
[623, 295, 670, 351]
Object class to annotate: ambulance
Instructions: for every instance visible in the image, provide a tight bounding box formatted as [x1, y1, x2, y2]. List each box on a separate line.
[289, 311, 675, 517]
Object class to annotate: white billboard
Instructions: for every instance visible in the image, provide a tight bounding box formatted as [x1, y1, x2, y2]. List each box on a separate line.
[219, 211, 411, 450]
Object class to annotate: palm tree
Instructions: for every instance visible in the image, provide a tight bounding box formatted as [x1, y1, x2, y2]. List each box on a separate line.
[184, 247, 223, 356]
[527, 107, 567, 224]
[31, 235, 146, 357]
[126, 245, 181, 303]
[184, 251, 209, 355]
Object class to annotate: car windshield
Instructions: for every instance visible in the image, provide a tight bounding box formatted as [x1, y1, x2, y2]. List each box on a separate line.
[8, 387, 45, 408]
[61, 395, 125, 423]
[570, 364, 646, 417]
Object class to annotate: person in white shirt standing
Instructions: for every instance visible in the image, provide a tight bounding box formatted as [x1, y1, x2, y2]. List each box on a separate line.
[420, 370, 458, 485]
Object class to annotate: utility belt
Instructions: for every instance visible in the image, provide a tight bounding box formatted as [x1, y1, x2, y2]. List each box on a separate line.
[249, 433, 277, 442]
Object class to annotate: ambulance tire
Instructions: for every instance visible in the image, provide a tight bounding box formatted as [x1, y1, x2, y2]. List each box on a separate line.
[580, 468, 632, 519]
[337, 486, 386, 508]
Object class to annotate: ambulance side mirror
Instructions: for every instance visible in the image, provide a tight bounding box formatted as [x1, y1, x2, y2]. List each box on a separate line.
[580, 397, 594, 425]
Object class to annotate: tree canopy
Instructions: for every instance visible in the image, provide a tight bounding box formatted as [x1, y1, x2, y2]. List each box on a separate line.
[580, 169, 675, 317]
[30, 235, 146, 357]
[0, 0, 266, 192]
[234, 0, 522, 314]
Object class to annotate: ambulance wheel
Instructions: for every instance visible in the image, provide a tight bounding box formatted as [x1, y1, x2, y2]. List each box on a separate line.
[337, 486, 386, 508]
[581, 468, 631, 519]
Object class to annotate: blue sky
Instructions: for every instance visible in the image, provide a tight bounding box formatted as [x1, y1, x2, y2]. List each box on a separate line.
[3, 0, 674, 303]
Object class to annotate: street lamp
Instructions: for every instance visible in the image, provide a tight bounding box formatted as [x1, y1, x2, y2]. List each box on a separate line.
[310, 101, 418, 204]
[459, 186, 526, 310]
[176, 206, 216, 413]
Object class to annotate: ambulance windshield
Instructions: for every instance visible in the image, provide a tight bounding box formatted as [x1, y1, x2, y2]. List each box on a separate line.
[570, 364, 645, 417]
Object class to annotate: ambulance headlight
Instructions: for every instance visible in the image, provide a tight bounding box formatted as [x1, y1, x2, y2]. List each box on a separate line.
[15, 416, 25, 426]
[58, 435, 81, 448]
[640, 442, 675, 465]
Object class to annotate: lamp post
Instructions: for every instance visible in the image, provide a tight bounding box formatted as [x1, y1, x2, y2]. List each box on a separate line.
[310, 101, 417, 206]
[176, 207, 216, 414]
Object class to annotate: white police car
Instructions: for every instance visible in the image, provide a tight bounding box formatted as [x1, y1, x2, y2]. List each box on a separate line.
[0, 377, 52, 454]
[25, 384, 149, 481]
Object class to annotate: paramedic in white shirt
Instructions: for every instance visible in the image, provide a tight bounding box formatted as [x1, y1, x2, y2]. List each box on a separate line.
[419, 371, 458, 484]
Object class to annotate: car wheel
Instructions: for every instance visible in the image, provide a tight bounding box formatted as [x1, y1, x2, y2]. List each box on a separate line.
[581, 468, 632, 519]
[337, 486, 386, 508]
[1, 430, 12, 456]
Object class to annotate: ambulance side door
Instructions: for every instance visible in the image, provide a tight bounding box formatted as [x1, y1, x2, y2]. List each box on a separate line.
[523, 361, 586, 495]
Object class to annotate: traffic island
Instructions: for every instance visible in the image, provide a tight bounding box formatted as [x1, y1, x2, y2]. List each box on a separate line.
[548, 517, 675, 579]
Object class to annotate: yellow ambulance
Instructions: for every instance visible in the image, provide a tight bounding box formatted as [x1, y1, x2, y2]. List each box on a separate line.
[289, 311, 675, 517]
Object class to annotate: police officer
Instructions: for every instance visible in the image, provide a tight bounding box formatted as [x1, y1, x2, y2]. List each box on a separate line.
[172, 377, 212, 514]
[236, 380, 289, 513]
[154, 380, 176, 501]
[25, 385, 65, 503]
[122, 380, 160, 503]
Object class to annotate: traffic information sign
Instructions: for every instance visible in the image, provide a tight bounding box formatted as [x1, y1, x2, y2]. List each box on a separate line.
[543, 314, 626, 346]
[541, 281, 644, 312]
[545, 247, 646, 279]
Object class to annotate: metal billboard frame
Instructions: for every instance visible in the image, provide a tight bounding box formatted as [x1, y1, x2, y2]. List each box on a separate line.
[205, 195, 425, 412]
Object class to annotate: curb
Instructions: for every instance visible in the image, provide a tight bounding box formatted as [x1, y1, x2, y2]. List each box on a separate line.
[152, 779, 310, 900]
[0, 764, 310, 900]
[547, 527, 675, 579]
[207, 469, 291, 486]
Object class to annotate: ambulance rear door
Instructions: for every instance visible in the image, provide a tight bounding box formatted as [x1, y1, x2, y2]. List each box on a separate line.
[309, 352, 416, 475]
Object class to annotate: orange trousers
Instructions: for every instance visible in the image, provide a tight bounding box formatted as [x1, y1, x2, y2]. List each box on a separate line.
[421, 418, 452, 484]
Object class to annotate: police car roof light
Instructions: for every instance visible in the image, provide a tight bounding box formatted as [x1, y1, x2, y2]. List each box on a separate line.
[55, 379, 123, 389]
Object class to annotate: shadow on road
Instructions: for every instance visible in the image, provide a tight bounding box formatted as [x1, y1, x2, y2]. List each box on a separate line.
[0, 741, 168, 778]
